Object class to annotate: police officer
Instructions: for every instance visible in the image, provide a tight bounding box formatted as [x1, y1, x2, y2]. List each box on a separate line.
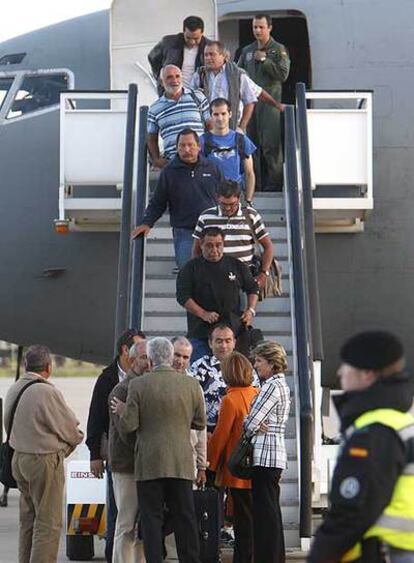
[308, 331, 414, 563]
[237, 14, 290, 191]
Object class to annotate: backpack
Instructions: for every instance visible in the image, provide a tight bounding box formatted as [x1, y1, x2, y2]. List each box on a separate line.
[202, 131, 247, 175]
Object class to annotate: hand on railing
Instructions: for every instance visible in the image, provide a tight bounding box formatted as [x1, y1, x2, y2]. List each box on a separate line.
[131, 224, 151, 240]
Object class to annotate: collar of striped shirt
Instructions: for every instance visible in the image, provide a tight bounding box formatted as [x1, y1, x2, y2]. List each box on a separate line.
[217, 203, 243, 218]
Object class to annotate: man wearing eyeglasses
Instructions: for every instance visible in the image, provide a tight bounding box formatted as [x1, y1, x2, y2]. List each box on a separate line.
[192, 180, 274, 292]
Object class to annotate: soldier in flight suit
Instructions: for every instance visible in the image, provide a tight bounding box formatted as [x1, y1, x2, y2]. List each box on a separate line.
[238, 14, 290, 191]
[308, 331, 414, 563]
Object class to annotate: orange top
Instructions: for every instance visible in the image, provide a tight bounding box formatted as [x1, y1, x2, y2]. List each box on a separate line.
[207, 385, 259, 489]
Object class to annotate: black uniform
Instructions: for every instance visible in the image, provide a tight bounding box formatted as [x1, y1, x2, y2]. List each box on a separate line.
[176, 254, 258, 339]
[308, 371, 414, 563]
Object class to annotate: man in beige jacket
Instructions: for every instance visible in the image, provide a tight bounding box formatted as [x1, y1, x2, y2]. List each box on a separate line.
[4, 345, 83, 563]
[112, 337, 206, 563]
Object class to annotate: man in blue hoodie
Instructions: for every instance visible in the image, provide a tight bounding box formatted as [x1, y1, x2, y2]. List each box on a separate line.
[132, 128, 223, 269]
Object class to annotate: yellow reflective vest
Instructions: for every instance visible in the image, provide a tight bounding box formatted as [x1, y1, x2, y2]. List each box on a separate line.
[342, 409, 414, 561]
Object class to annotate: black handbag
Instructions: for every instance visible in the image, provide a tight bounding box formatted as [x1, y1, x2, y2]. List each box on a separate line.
[228, 431, 253, 480]
[235, 325, 264, 362]
[242, 207, 283, 301]
[0, 379, 43, 488]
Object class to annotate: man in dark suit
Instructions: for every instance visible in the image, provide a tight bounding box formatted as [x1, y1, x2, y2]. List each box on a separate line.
[86, 328, 145, 562]
[112, 337, 206, 563]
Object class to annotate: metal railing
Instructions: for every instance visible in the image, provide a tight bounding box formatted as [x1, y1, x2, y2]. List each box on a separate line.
[130, 106, 149, 330]
[114, 84, 138, 350]
[284, 104, 313, 538]
[295, 83, 324, 361]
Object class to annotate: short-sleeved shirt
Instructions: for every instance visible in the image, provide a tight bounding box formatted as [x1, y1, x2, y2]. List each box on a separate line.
[200, 130, 256, 184]
[191, 355, 260, 429]
[190, 65, 258, 106]
[147, 88, 210, 159]
[193, 204, 269, 264]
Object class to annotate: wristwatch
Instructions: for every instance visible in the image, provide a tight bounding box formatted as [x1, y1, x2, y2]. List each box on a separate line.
[248, 307, 256, 317]
[261, 270, 270, 276]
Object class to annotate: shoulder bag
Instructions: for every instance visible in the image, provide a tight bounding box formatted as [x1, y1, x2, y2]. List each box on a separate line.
[227, 393, 254, 479]
[0, 379, 44, 488]
[242, 206, 283, 301]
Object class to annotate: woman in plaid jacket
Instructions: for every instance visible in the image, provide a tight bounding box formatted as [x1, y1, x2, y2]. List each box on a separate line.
[244, 341, 291, 563]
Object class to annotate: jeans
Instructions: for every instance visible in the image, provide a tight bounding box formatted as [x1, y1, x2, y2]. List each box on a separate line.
[106, 468, 118, 562]
[172, 227, 194, 269]
[189, 338, 211, 364]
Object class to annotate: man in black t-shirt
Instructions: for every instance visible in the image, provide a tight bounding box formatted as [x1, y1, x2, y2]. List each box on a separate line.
[176, 226, 259, 362]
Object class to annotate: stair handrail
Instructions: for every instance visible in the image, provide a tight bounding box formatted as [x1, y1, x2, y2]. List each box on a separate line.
[284, 104, 313, 539]
[130, 105, 149, 330]
[295, 82, 324, 361]
[114, 83, 138, 351]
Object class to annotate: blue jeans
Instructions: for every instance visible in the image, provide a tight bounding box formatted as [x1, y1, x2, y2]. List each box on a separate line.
[105, 467, 118, 562]
[172, 227, 194, 269]
[190, 337, 211, 364]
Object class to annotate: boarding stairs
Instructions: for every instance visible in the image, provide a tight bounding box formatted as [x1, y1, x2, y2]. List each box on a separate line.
[57, 83, 374, 553]
[143, 192, 301, 549]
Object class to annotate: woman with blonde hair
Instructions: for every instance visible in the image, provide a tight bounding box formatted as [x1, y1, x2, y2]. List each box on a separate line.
[244, 340, 291, 563]
[207, 351, 258, 563]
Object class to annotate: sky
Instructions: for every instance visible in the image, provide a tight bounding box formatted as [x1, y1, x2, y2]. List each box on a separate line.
[0, 0, 111, 42]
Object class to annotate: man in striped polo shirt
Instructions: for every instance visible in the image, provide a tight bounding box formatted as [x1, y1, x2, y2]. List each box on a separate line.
[147, 64, 211, 169]
[192, 180, 274, 291]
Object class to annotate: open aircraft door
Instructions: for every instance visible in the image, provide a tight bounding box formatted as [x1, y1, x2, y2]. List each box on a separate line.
[110, 0, 218, 107]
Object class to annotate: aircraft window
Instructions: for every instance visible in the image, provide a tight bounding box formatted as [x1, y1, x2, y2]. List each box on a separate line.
[0, 77, 13, 109]
[0, 53, 26, 65]
[7, 73, 69, 119]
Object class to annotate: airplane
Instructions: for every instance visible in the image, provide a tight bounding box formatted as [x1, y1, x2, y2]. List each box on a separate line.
[0, 0, 408, 378]
[0, 0, 411, 551]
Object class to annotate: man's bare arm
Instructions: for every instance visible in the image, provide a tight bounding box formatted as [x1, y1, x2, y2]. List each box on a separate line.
[239, 103, 255, 132]
[147, 132, 167, 169]
[243, 156, 255, 202]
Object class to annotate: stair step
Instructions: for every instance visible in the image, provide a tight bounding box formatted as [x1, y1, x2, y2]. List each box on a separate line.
[145, 275, 289, 293]
[149, 226, 288, 241]
[146, 240, 289, 259]
[146, 256, 290, 276]
[143, 297, 292, 315]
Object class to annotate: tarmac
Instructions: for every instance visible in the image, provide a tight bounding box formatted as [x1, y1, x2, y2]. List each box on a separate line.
[0, 377, 307, 562]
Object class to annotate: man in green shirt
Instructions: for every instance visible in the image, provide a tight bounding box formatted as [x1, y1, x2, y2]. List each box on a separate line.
[238, 14, 290, 191]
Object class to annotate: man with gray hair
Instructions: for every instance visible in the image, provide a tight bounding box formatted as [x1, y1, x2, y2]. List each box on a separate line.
[172, 336, 207, 486]
[112, 337, 206, 563]
[108, 340, 149, 563]
[4, 345, 83, 563]
[146, 64, 211, 168]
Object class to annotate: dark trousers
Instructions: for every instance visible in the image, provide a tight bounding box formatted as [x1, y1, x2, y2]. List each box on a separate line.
[230, 488, 253, 563]
[105, 467, 118, 562]
[252, 467, 285, 563]
[137, 478, 201, 563]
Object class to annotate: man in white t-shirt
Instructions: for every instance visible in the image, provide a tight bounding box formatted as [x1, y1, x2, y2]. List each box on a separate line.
[148, 15, 211, 91]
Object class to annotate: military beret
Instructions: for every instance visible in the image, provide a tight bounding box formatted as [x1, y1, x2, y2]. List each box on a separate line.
[340, 331, 403, 370]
